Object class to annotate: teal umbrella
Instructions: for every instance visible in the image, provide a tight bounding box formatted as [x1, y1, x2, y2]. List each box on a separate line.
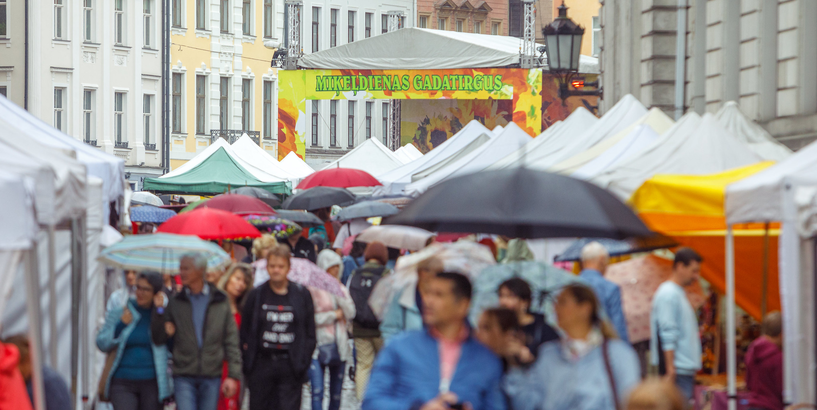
[98, 233, 231, 274]
[470, 261, 587, 327]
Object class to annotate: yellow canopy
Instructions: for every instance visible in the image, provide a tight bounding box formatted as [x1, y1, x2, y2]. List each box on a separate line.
[629, 162, 778, 320]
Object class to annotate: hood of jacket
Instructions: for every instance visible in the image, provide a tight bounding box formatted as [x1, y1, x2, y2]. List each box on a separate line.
[317, 249, 343, 279]
[0, 343, 20, 374]
[747, 336, 782, 365]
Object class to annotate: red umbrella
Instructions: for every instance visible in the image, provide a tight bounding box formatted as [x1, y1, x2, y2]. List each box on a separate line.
[158, 207, 262, 240]
[199, 193, 276, 216]
[296, 168, 382, 189]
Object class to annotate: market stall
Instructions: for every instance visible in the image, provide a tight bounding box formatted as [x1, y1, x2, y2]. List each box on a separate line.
[319, 138, 404, 175]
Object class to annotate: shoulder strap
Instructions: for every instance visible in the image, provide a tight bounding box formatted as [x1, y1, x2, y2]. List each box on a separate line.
[602, 339, 620, 410]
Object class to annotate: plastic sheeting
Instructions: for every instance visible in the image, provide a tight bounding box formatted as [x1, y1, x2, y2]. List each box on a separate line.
[405, 122, 533, 196]
[489, 107, 599, 170]
[551, 108, 675, 174]
[230, 135, 298, 180]
[716, 101, 792, 161]
[374, 120, 494, 195]
[298, 28, 600, 72]
[321, 138, 404, 176]
[595, 113, 763, 200]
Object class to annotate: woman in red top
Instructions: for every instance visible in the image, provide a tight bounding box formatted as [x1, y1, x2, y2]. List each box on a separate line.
[217, 263, 253, 410]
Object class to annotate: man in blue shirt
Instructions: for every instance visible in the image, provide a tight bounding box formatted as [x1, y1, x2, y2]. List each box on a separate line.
[579, 242, 629, 343]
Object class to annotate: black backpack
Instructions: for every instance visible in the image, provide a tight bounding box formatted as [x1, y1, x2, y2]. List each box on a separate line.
[348, 265, 386, 330]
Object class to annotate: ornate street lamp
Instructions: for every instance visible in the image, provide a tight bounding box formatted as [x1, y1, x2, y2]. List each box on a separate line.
[543, 2, 601, 105]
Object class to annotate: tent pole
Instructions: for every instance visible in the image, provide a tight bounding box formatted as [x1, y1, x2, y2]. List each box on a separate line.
[762, 221, 769, 317]
[26, 243, 46, 410]
[726, 225, 737, 410]
[47, 224, 58, 368]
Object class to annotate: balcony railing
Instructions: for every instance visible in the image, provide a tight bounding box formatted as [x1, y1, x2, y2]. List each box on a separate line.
[145, 143, 157, 151]
[84, 139, 98, 147]
[210, 130, 260, 145]
[114, 141, 129, 149]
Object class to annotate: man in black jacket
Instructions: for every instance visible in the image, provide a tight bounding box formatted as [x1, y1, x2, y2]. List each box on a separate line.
[241, 243, 316, 410]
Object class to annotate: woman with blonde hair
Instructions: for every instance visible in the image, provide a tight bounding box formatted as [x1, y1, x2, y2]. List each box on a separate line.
[251, 234, 278, 287]
[215, 263, 253, 410]
[504, 284, 641, 410]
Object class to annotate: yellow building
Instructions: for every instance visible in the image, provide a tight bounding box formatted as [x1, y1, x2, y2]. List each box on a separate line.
[535, 0, 600, 57]
[168, 0, 282, 170]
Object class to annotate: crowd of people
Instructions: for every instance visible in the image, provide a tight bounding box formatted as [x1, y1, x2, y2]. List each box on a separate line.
[0, 227, 790, 410]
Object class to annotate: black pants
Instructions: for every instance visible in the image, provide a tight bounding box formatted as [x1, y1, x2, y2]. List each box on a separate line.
[109, 378, 161, 410]
[247, 353, 303, 410]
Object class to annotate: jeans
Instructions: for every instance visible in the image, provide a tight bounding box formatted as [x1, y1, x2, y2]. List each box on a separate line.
[109, 378, 161, 410]
[308, 359, 345, 410]
[174, 376, 222, 410]
[247, 353, 303, 410]
[675, 375, 696, 407]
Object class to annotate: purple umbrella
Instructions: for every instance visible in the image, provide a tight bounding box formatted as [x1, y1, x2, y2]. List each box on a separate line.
[287, 258, 345, 297]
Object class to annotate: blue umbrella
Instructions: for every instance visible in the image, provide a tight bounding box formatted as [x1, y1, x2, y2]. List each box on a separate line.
[470, 261, 586, 327]
[553, 236, 677, 262]
[130, 205, 177, 224]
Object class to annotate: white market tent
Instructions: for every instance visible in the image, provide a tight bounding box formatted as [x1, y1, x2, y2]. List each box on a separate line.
[299, 28, 599, 72]
[725, 140, 817, 406]
[489, 106, 599, 170]
[374, 120, 494, 195]
[594, 113, 763, 200]
[280, 151, 316, 179]
[571, 124, 661, 180]
[716, 101, 792, 161]
[405, 122, 533, 196]
[550, 107, 675, 174]
[163, 138, 289, 183]
[231, 134, 298, 180]
[394, 143, 424, 164]
[321, 138, 404, 175]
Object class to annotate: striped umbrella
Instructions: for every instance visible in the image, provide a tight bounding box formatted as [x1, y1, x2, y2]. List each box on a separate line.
[98, 233, 231, 274]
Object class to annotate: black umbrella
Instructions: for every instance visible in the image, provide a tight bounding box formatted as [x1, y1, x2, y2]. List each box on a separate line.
[553, 236, 678, 262]
[232, 186, 281, 207]
[274, 210, 325, 227]
[282, 187, 356, 211]
[385, 168, 655, 239]
[336, 201, 399, 222]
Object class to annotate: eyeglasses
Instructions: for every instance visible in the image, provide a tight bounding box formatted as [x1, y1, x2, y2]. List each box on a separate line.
[135, 285, 154, 293]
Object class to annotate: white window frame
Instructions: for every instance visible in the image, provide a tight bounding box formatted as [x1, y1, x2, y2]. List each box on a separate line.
[171, 72, 184, 133]
[115, 0, 125, 45]
[311, 100, 319, 146]
[263, 80, 274, 140]
[241, 78, 252, 131]
[144, 0, 153, 48]
[474, 20, 482, 34]
[329, 100, 337, 146]
[54, 0, 66, 40]
[114, 91, 127, 145]
[263, 0, 272, 38]
[242, 0, 252, 36]
[219, 76, 229, 129]
[364, 12, 372, 38]
[491, 22, 499, 35]
[347, 10, 355, 43]
[220, 0, 229, 33]
[196, 0, 206, 30]
[83, 89, 95, 143]
[83, 0, 93, 42]
[438, 18, 446, 31]
[592, 16, 600, 57]
[381, 14, 387, 34]
[456, 19, 463, 32]
[312, 7, 319, 52]
[365, 101, 372, 139]
[347, 100, 355, 148]
[381, 102, 388, 145]
[171, 0, 183, 27]
[54, 87, 67, 131]
[0, 0, 8, 38]
[143, 94, 154, 146]
[195, 74, 206, 134]
[330, 9, 338, 47]
[0, 86, 7, 97]
[419, 15, 427, 29]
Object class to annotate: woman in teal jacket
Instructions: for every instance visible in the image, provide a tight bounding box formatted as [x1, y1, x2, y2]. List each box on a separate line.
[97, 272, 172, 410]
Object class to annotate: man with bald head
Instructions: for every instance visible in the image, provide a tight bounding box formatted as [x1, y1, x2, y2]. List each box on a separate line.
[151, 253, 242, 410]
[578, 242, 629, 343]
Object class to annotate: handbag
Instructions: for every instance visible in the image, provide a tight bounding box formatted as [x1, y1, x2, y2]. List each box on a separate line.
[601, 339, 621, 410]
[97, 349, 118, 402]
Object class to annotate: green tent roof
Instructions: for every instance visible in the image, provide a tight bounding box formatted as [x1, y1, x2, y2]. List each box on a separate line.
[143, 147, 291, 195]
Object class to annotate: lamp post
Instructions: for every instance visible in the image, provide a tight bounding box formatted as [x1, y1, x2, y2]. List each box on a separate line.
[543, 2, 601, 106]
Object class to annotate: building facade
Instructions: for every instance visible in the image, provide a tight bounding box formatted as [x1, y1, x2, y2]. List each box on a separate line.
[417, 0, 507, 35]
[0, 0, 165, 187]
[168, 0, 281, 170]
[600, 0, 817, 149]
[302, 0, 414, 169]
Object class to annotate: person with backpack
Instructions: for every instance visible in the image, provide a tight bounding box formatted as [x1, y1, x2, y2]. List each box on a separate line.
[346, 241, 390, 401]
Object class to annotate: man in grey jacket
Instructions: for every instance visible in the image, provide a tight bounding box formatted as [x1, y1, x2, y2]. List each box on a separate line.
[152, 253, 241, 410]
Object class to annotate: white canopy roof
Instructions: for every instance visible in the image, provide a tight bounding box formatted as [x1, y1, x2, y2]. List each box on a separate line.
[162, 138, 289, 183]
[394, 144, 423, 164]
[726, 139, 817, 224]
[230, 135, 297, 180]
[716, 101, 792, 161]
[572, 124, 661, 180]
[0, 96, 124, 205]
[0, 170, 37, 250]
[299, 28, 600, 72]
[550, 107, 674, 174]
[0, 114, 87, 225]
[374, 120, 494, 195]
[595, 113, 764, 199]
[489, 107, 598, 170]
[405, 122, 533, 196]
[280, 152, 316, 179]
[321, 138, 404, 175]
